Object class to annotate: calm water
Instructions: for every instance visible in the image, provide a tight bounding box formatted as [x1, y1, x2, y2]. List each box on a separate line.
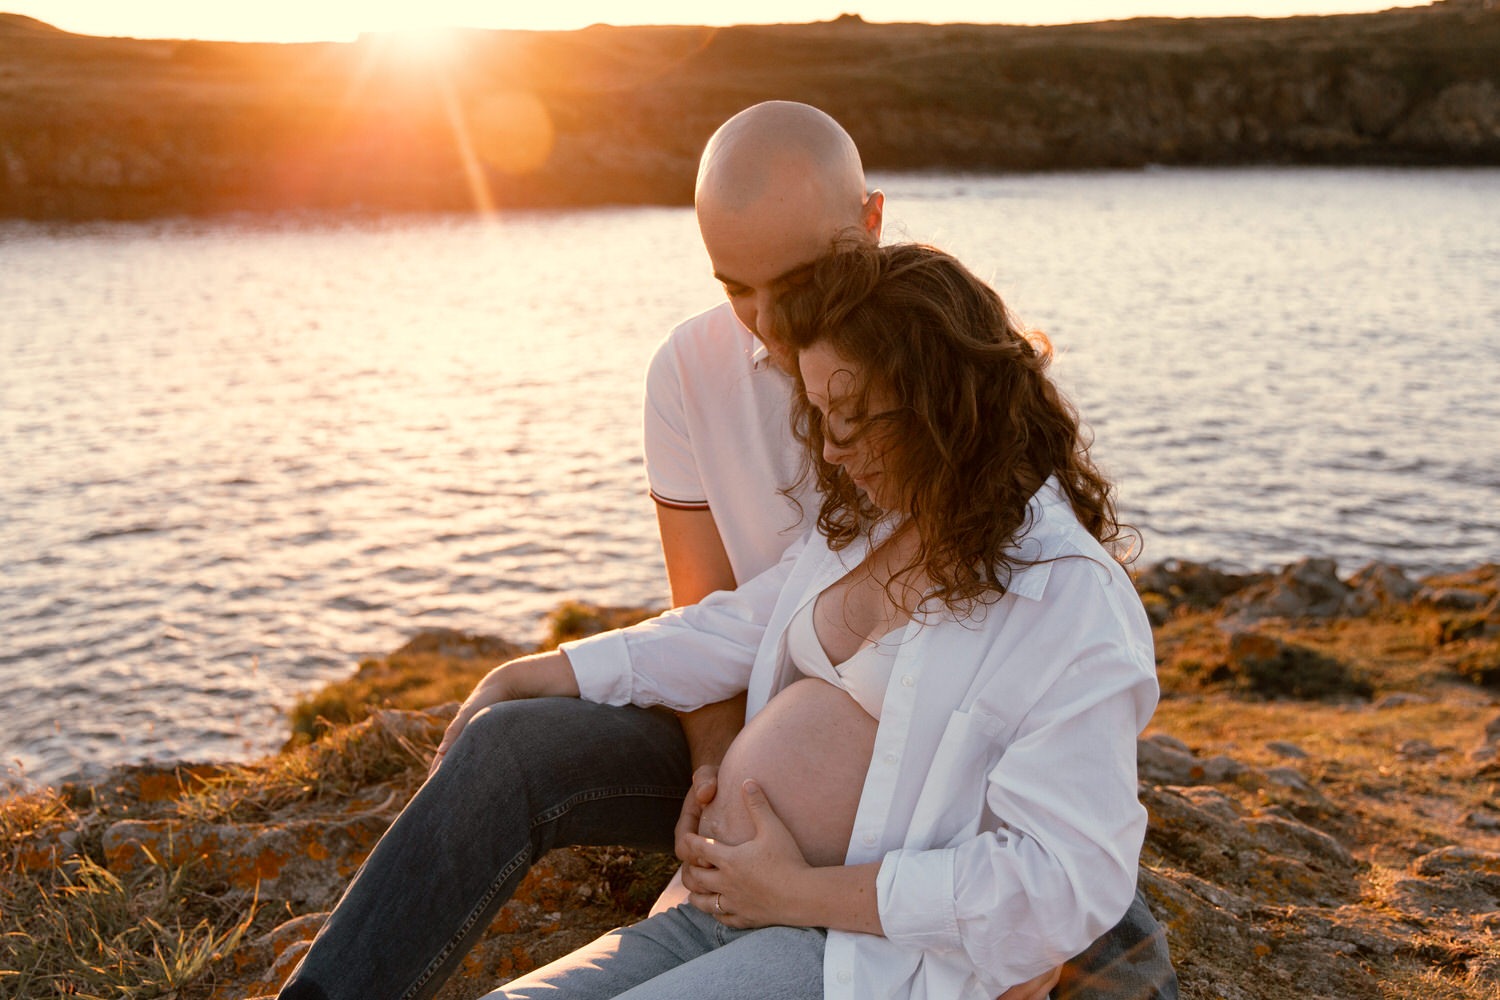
[3, 168, 1498, 788]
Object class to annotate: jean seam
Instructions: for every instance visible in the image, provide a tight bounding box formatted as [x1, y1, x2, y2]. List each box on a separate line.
[400, 844, 532, 1000]
[531, 784, 685, 827]
[398, 784, 686, 1000]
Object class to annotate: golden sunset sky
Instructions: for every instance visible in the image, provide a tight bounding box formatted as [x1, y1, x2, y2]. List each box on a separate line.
[7, 0, 1431, 42]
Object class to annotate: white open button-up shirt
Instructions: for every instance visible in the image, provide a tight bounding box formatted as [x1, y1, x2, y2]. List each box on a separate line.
[562, 479, 1159, 998]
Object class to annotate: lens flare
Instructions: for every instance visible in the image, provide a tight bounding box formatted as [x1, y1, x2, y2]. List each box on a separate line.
[469, 92, 556, 175]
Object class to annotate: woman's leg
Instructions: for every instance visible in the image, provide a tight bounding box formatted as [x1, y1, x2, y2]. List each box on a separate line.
[278, 698, 690, 1000]
[486, 906, 827, 1000]
[610, 923, 826, 1000]
[484, 905, 712, 1000]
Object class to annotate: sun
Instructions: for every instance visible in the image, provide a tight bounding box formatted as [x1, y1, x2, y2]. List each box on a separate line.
[370, 24, 463, 67]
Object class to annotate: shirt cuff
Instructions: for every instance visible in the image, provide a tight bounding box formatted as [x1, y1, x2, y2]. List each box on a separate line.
[648, 488, 711, 511]
[559, 630, 633, 706]
[876, 848, 962, 952]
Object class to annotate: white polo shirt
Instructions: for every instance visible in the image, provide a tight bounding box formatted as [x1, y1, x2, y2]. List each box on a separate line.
[643, 301, 816, 586]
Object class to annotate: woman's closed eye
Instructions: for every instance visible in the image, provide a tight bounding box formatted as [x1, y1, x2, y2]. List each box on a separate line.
[810, 403, 868, 449]
[826, 411, 865, 443]
[823, 406, 901, 449]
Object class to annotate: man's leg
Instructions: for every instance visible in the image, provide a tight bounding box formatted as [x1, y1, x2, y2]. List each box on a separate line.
[278, 698, 691, 1000]
[1054, 889, 1177, 1000]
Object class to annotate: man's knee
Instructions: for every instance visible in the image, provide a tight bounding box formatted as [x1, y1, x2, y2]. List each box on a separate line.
[451, 698, 688, 792]
[462, 697, 584, 751]
[447, 698, 606, 784]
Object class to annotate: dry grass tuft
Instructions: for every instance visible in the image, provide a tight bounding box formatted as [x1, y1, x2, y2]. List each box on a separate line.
[0, 705, 453, 999]
[538, 602, 660, 651]
[180, 708, 444, 827]
[286, 630, 521, 745]
[1, 833, 258, 999]
[0, 785, 70, 849]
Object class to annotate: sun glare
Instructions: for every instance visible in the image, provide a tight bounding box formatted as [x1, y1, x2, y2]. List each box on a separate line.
[365, 25, 463, 68]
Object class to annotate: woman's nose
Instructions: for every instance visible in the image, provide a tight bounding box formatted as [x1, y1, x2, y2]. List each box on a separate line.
[822, 435, 850, 466]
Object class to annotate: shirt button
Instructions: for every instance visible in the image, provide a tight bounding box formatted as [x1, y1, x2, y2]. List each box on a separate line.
[863, 833, 876, 845]
[900, 674, 915, 687]
[837, 970, 852, 983]
[884, 752, 898, 765]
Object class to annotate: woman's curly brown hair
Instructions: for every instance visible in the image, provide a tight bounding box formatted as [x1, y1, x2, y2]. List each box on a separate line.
[769, 240, 1131, 614]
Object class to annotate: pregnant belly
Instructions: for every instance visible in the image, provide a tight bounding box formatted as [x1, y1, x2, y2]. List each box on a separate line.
[700, 677, 879, 867]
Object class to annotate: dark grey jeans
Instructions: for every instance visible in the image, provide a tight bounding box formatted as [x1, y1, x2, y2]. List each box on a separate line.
[276, 696, 1176, 1000]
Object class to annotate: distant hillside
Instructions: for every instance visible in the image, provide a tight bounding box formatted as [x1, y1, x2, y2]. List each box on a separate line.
[0, 1, 1496, 220]
[0, 13, 65, 34]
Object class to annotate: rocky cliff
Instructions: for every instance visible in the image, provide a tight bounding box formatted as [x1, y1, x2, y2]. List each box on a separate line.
[1, 1, 1497, 221]
[4, 559, 1499, 998]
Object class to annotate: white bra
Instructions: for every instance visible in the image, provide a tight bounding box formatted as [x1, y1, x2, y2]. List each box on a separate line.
[784, 596, 902, 720]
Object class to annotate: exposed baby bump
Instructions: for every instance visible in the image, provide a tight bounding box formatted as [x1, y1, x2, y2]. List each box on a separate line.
[701, 677, 878, 867]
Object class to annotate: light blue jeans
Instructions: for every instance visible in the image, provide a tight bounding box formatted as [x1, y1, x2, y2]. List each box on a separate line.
[484, 904, 827, 1000]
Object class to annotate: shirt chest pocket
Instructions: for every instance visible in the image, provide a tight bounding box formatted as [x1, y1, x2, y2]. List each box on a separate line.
[904, 708, 1011, 848]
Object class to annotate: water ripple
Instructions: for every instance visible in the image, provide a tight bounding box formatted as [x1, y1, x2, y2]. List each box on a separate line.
[2, 167, 1497, 788]
[81, 524, 168, 542]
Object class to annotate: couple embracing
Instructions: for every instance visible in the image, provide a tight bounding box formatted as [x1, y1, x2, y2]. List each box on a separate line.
[280, 101, 1176, 1000]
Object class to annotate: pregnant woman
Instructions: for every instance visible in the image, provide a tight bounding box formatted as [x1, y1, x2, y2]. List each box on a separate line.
[447, 240, 1158, 999]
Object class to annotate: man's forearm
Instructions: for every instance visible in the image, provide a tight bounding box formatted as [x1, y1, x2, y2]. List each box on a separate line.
[654, 500, 749, 770]
[677, 693, 747, 770]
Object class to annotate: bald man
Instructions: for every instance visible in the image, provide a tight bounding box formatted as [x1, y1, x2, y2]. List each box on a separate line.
[279, 102, 1174, 1000]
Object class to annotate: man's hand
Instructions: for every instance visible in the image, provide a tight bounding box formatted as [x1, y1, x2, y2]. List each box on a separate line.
[673, 764, 719, 864]
[996, 966, 1061, 1000]
[428, 652, 579, 777]
[671, 697, 743, 872]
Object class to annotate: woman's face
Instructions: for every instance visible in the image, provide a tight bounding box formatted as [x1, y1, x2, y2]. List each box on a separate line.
[798, 340, 901, 512]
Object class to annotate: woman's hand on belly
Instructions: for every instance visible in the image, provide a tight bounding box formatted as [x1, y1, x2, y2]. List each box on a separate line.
[678, 679, 891, 936]
[682, 778, 886, 935]
[694, 677, 877, 867]
[683, 777, 811, 927]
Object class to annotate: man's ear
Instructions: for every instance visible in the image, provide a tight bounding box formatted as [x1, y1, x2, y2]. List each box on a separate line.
[861, 189, 885, 241]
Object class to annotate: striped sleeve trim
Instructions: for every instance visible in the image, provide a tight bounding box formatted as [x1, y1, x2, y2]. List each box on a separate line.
[649, 489, 712, 511]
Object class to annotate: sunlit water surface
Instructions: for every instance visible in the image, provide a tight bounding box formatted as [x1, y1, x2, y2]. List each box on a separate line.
[2, 168, 1497, 788]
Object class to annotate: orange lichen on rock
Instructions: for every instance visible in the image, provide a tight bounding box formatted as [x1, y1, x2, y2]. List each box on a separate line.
[230, 844, 290, 888]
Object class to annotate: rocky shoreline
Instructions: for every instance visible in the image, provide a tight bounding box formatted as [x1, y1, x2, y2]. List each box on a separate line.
[3, 557, 1499, 998]
[2, 1, 1498, 221]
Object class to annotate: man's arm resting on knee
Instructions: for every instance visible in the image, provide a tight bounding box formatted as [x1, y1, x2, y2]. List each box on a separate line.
[429, 651, 580, 774]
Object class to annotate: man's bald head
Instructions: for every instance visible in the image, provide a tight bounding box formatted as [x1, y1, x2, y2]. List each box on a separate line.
[694, 102, 884, 368]
[695, 101, 869, 230]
